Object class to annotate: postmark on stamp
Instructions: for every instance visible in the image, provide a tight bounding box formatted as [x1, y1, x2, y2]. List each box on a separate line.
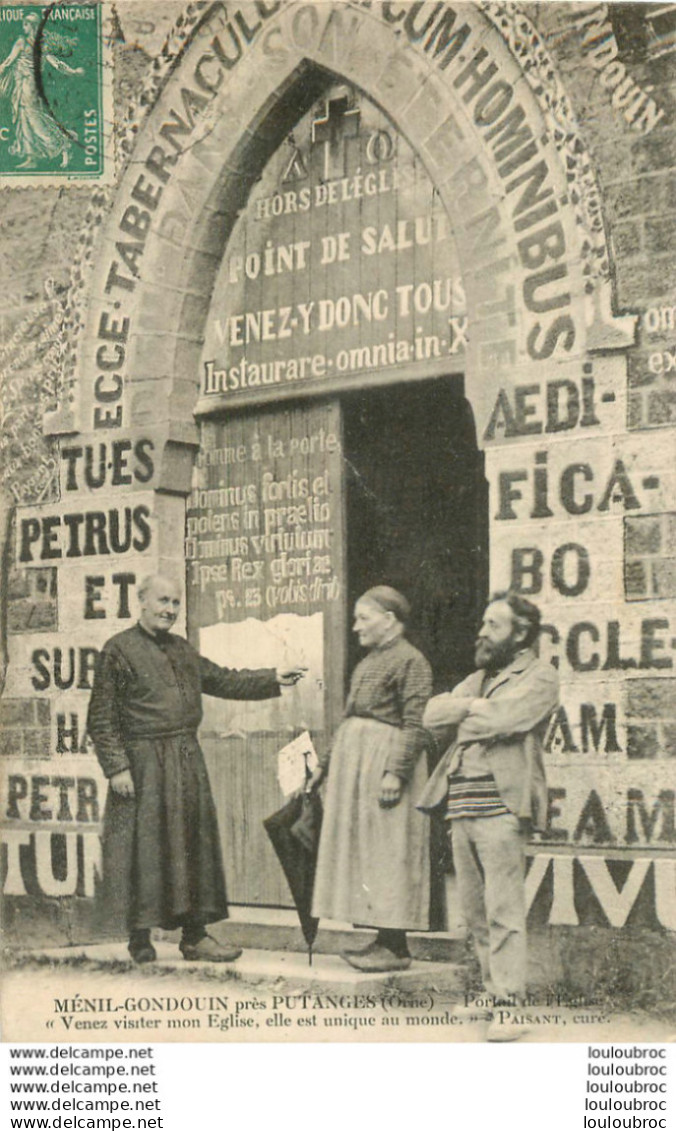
[0, 3, 110, 184]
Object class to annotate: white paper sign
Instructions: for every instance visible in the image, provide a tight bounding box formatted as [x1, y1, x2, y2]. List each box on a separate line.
[277, 731, 319, 797]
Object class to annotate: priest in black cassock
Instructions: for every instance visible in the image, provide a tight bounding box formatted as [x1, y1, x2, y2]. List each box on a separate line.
[87, 573, 305, 964]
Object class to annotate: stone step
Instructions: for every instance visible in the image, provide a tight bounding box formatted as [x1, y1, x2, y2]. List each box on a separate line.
[35, 940, 468, 999]
[212, 916, 469, 965]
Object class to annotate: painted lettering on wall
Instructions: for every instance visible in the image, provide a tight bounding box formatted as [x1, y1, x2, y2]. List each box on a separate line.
[89, 2, 287, 431]
[567, 4, 666, 133]
[1, 767, 105, 899]
[91, 0, 590, 430]
[199, 84, 466, 404]
[527, 854, 675, 929]
[2, 443, 158, 900]
[187, 413, 342, 619]
[379, 2, 580, 361]
[541, 783, 675, 847]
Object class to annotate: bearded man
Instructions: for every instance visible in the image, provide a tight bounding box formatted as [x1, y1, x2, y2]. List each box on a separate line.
[87, 574, 305, 965]
[419, 591, 559, 1041]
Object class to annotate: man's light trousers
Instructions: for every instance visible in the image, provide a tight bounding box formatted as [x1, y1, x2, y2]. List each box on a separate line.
[450, 812, 527, 1002]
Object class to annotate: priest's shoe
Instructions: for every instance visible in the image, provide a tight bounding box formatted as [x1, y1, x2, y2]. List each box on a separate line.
[128, 935, 157, 964]
[180, 935, 242, 962]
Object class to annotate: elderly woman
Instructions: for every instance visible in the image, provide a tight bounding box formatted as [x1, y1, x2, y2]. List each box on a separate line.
[311, 586, 432, 971]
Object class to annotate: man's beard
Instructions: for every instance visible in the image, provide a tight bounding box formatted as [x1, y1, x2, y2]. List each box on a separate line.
[475, 636, 520, 673]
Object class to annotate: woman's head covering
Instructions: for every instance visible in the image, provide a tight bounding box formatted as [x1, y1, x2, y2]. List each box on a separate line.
[359, 585, 411, 625]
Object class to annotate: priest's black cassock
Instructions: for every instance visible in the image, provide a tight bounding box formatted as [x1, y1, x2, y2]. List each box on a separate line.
[87, 623, 279, 934]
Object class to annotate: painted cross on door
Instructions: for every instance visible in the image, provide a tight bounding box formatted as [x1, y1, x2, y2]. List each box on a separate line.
[312, 94, 360, 179]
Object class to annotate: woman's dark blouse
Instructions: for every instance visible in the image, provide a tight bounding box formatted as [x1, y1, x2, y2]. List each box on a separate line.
[324, 636, 432, 781]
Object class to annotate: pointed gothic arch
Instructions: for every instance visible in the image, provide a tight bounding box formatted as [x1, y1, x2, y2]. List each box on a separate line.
[52, 0, 633, 483]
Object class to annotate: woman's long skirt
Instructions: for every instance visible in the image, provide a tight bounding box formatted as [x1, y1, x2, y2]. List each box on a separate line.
[312, 717, 430, 930]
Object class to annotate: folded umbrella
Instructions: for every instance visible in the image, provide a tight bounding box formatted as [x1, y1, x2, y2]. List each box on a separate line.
[263, 790, 323, 964]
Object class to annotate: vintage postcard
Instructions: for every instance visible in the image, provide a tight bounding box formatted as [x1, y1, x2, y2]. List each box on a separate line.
[1, 0, 675, 1045]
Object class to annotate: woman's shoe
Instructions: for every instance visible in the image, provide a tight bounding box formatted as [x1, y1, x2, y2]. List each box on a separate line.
[343, 945, 411, 972]
[342, 938, 378, 958]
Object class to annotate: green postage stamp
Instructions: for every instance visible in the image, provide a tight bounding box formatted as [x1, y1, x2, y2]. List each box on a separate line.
[0, 3, 110, 183]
